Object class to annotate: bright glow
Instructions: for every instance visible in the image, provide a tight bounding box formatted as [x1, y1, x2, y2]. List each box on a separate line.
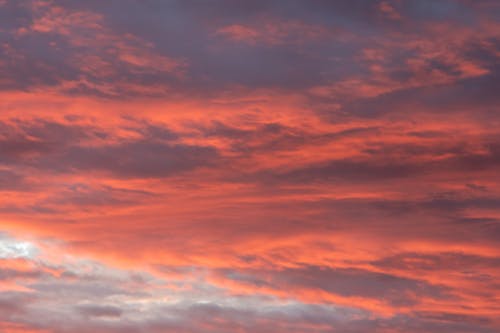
[0, 234, 37, 259]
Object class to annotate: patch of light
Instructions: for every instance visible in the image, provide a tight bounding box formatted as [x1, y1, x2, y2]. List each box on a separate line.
[0, 233, 38, 259]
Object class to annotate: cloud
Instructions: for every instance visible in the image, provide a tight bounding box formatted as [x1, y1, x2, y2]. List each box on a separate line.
[0, 1, 499, 332]
[215, 265, 452, 308]
[0, 118, 218, 179]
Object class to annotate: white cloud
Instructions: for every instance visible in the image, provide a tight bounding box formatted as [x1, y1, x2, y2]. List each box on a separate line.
[0, 233, 38, 259]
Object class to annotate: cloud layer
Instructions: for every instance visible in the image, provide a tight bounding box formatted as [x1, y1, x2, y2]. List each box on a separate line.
[0, 0, 499, 332]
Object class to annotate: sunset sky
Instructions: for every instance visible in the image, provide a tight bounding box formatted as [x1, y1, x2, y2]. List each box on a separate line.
[0, 0, 499, 332]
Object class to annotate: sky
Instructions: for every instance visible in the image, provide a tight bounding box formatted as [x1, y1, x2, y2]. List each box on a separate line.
[0, 0, 499, 332]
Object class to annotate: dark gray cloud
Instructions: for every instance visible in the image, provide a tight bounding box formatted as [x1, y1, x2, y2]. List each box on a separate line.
[217, 265, 451, 306]
[373, 252, 500, 273]
[76, 304, 123, 318]
[1, 0, 494, 98]
[52, 141, 218, 178]
[0, 119, 218, 179]
[0, 169, 28, 191]
[334, 70, 500, 119]
[241, 138, 500, 186]
[0, 292, 34, 317]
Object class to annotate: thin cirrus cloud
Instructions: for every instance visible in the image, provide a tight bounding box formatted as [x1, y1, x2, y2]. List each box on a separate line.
[0, 0, 499, 332]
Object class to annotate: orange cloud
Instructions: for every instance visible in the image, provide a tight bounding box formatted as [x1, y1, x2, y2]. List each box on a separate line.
[0, 0, 499, 332]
